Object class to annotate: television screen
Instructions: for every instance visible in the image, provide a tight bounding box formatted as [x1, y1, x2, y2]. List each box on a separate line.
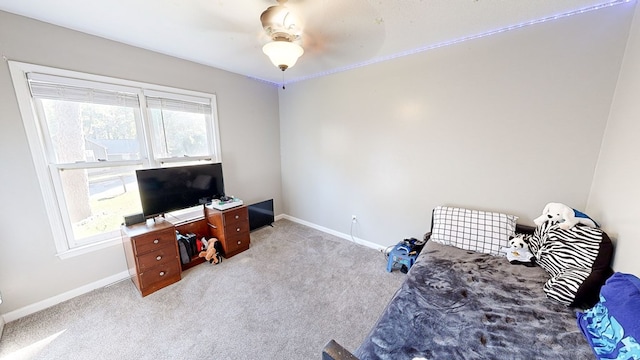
[248, 199, 274, 231]
[136, 163, 224, 218]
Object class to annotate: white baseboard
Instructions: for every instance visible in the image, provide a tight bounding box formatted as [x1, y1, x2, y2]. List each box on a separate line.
[279, 214, 386, 252]
[1, 215, 375, 324]
[2, 271, 130, 323]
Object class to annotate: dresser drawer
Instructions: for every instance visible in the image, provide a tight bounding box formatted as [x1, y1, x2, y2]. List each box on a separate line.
[132, 228, 176, 255]
[224, 232, 250, 254]
[225, 220, 250, 236]
[223, 206, 248, 226]
[139, 262, 181, 290]
[136, 245, 179, 272]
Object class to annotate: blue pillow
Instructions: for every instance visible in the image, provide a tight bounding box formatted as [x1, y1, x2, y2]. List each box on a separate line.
[577, 272, 640, 359]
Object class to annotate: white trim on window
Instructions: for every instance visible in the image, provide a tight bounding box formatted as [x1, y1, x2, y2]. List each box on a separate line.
[50, 160, 144, 170]
[56, 236, 123, 260]
[9, 61, 222, 258]
[9, 63, 71, 257]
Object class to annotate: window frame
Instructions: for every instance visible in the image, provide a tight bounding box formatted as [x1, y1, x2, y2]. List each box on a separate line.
[143, 89, 218, 165]
[9, 61, 222, 259]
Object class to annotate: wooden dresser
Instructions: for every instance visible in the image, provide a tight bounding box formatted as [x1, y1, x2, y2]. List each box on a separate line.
[205, 205, 250, 258]
[121, 220, 182, 297]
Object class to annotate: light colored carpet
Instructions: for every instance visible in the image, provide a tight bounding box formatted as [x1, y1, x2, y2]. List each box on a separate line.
[0, 219, 405, 360]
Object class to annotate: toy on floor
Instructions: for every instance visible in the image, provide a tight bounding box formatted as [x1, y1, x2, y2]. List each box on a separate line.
[500, 235, 535, 267]
[199, 237, 223, 264]
[533, 202, 599, 230]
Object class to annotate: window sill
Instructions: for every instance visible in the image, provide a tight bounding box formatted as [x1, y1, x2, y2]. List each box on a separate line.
[56, 206, 206, 260]
[56, 236, 122, 260]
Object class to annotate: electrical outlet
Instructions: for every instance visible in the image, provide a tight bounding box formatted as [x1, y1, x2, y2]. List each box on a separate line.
[351, 215, 357, 223]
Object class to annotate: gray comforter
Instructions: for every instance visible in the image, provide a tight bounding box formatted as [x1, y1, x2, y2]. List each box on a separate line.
[354, 241, 593, 360]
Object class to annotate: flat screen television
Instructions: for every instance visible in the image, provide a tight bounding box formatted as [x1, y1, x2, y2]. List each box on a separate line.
[248, 199, 274, 231]
[136, 163, 224, 218]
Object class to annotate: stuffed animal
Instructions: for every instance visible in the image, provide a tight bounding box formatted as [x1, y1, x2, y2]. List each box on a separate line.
[198, 237, 222, 264]
[533, 202, 599, 230]
[500, 236, 535, 267]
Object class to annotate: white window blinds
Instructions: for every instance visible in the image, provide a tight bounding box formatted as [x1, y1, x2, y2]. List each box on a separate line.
[145, 96, 211, 114]
[27, 73, 140, 108]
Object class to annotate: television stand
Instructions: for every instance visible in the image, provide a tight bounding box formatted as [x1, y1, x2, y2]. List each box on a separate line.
[121, 206, 251, 296]
[205, 205, 250, 258]
[121, 220, 182, 297]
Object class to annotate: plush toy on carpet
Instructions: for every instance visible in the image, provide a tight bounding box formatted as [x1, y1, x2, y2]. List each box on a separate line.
[198, 237, 223, 264]
[533, 202, 599, 230]
[500, 235, 535, 267]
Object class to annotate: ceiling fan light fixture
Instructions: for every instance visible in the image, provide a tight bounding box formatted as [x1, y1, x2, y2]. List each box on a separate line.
[262, 39, 304, 71]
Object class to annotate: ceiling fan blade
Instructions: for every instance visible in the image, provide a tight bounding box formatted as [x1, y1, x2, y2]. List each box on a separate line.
[293, 0, 386, 67]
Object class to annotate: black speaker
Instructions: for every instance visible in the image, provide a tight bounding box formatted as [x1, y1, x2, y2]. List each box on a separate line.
[124, 213, 145, 226]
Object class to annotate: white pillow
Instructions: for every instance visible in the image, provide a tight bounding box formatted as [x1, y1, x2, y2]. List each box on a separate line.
[430, 206, 518, 255]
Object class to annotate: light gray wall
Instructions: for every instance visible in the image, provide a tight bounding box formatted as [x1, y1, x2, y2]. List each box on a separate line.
[0, 11, 282, 313]
[1, 2, 638, 317]
[279, 5, 633, 248]
[587, 3, 640, 275]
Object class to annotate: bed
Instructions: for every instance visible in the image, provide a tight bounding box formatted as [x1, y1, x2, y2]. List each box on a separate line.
[322, 206, 617, 360]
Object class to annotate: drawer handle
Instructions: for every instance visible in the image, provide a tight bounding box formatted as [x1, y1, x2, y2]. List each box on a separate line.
[208, 223, 217, 229]
[236, 228, 240, 232]
[235, 215, 239, 219]
[159, 271, 166, 277]
[237, 241, 242, 245]
[156, 255, 162, 261]
[153, 239, 159, 244]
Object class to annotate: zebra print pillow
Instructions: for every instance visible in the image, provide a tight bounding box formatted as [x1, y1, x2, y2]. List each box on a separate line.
[430, 206, 518, 256]
[527, 221, 613, 307]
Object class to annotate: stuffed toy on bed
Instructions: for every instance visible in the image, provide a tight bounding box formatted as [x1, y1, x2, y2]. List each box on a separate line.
[533, 202, 599, 230]
[500, 235, 535, 267]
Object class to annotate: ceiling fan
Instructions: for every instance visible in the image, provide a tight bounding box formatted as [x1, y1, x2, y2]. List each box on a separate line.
[260, 0, 304, 71]
[258, 0, 385, 74]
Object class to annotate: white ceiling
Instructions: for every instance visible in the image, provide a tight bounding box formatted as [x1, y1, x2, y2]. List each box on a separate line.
[0, 0, 628, 84]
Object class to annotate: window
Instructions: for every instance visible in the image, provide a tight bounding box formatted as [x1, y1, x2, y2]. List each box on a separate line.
[145, 93, 214, 162]
[9, 62, 221, 258]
